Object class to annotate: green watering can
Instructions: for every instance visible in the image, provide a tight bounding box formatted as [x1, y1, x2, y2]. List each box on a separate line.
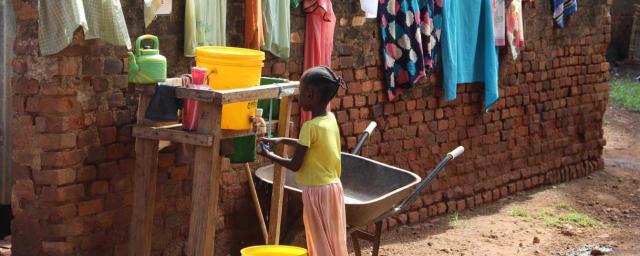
[128, 35, 167, 84]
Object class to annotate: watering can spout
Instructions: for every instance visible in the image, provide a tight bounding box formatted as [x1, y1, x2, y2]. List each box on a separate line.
[128, 52, 139, 73]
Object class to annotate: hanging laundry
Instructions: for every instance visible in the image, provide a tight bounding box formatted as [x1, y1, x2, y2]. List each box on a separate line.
[300, 0, 336, 125]
[144, 0, 162, 27]
[492, 0, 506, 46]
[378, 0, 428, 100]
[361, 0, 377, 18]
[263, 0, 291, 59]
[507, 0, 525, 60]
[292, 0, 302, 8]
[441, 0, 500, 112]
[184, 0, 227, 57]
[553, 0, 577, 28]
[419, 0, 444, 73]
[245, 0, 265, 49]
[38, 0, 131, 56]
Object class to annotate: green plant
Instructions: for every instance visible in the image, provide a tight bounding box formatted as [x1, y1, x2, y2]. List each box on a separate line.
[449, 212, 462, 227]
[556, 202, 572, 211]
[510, 207, 530, 218]
[560, 212, 598, 227]
[610, 80, 640, 111]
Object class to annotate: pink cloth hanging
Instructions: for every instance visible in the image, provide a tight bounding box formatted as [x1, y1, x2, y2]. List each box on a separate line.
[300, 0, 336, 125]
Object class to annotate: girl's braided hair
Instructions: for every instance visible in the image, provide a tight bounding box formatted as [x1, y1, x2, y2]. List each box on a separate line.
[300, 65, 347, 103]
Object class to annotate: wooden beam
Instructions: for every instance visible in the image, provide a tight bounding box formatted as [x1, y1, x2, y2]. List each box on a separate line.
[175, 81, 299, 104]
[267, 95, 293, 245]
[186, 102, 223, 256]
[129, 92, 159, 256]
[132, 125, 213, 146]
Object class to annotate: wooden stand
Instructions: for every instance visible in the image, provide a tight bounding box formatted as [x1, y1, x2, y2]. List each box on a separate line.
[128, 80, 298, 256]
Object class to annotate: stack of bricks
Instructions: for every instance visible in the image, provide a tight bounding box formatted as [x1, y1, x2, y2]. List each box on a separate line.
[8, 0, 611, 255]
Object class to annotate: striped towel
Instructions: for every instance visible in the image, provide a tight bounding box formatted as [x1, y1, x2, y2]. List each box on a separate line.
[553, 0, 577, 28]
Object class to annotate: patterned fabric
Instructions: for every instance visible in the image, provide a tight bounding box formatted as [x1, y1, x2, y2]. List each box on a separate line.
[492, 0, 506, 46]
[507, 0, 525, 60]
[553, 0, 577, 28]
[379, 0, 442, 99]
[38, 0, 131, 56]
[419, 0, 444, 73]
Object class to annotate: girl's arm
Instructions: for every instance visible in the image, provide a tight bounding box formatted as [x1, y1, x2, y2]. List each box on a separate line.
[258, 142, 307, 172]
[258, 137, 299, 146]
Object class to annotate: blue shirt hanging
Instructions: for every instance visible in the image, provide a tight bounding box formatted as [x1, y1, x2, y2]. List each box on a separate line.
[553, 0, 577, 28]
[441, 0, 500, 112]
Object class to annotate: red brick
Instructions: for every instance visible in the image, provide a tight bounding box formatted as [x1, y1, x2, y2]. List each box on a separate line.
[48, 204, 77, 222]
[408, 211, 420, 225]
[272, 62, 286, 75]
[13, 179, 35, 201]
[90, 181, 109, 195]
[33, 168, 76, 185]
[41, 150, 85, 168]
[342, 96, 354, 108]
[42, 241, 74, 255]
[48, 219, 86, 237]
[35, 114, 85, 133]
[37, 133, 76, 151]
[41, 184, 85, 202]
[78, 199, 103, 216]
[78, 166, 97, 182]
[58, 57, 81, 76]
[99, 127, 117, 145]
[26, 96, 78, 114]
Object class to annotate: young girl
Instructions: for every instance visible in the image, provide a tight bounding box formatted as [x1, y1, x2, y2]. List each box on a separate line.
[258, 66, 347, 256]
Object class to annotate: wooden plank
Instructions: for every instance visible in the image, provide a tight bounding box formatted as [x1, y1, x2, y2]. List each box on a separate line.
[129, 90, 159, 256]
[175, 81, 299, 104]
[132, 126, 213, 146]
[218, 82, 299, 103]
[267, 95, 292, 245]
[128, 138, 159, 256]
[186, 102, 223, 256]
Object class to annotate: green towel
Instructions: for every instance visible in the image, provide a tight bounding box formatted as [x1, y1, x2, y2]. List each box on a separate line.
[184, 0, 227, 57]
[262, 0, 290, 59]
[291, 0, 302, 8]
[38, 0, 131, 56]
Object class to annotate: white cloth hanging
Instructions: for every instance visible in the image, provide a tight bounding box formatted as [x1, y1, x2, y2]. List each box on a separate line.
[144, 0, 162, 27]
[360, 0, 377, 18]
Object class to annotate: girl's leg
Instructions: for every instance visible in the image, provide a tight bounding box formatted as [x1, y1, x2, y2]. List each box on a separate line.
[302, 183, 348, 256]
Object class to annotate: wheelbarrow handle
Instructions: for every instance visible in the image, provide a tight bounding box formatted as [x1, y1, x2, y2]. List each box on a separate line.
[351, 121, 377, 155]
[371, 146, 465, 223]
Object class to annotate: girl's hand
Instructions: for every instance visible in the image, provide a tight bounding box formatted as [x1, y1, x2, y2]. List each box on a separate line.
[257, 141, 274, 158]
[258, 137, 281, 145]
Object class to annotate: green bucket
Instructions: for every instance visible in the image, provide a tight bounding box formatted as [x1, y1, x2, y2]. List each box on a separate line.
[229, 134, 256, 164]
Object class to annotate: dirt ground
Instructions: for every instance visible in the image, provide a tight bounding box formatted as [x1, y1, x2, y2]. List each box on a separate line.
[351, 106, 640, 256]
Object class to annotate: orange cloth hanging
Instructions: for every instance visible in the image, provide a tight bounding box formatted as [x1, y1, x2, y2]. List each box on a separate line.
[245, 0, 264, 49]
[300, 0, 336, 125]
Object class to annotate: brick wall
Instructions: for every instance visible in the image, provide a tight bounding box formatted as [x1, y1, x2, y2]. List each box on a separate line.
[8, 0, 610, 255]
[607, 0, 636, 61]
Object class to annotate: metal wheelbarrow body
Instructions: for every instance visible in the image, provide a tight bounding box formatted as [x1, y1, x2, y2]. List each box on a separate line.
[254, 153, 421, 228]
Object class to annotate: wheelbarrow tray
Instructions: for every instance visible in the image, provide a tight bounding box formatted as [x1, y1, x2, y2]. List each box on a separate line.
[254, 153, 421, 228]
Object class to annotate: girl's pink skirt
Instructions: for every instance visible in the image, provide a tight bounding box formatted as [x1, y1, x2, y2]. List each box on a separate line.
[302, 182, 348, 256]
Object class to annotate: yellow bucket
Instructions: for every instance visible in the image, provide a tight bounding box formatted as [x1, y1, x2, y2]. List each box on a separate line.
[240, 245, 308, 256]
[195, 46, 265, 130]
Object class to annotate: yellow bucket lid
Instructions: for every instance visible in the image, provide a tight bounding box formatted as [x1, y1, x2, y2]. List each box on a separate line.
[195, 46, 265, 62]
[240, 245, 307, 256]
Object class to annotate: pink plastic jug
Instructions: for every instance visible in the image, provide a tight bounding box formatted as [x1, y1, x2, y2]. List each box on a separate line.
[183, 67, 209, 131]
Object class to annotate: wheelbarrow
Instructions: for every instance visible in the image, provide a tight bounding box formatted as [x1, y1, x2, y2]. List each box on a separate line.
[255, 122, 464, 256]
